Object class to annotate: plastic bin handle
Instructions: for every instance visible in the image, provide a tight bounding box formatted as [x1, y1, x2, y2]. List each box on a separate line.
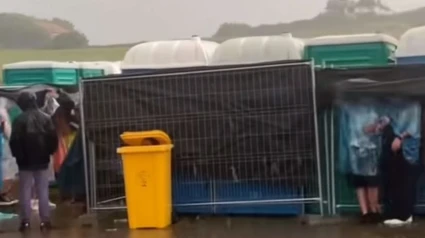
[120, 130, 172, 146]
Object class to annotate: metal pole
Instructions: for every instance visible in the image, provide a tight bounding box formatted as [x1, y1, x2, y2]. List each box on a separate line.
[173, 198, 321, 206]
[323, 110, 331, 215]
[310, 60, 324, 216]
[79, 79, 92, 214]
[91, 198, 322, 211]
[330, 108, 336, 215]
[88, 141, 97, 209]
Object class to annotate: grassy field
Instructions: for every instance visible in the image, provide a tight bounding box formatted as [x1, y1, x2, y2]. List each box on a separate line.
[0, 47, 129, 82]
[0, 47, 129, 65]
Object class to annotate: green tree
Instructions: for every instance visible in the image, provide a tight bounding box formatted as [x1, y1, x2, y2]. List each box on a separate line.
[52, 17, 75, 30]
[0, 13, 88, 49]
[50, 31, 89, 49]
[0, 13, 51, 49]
[357, 0, 392, 11]
[325, 0, 350, 13]
[214, 23, 253, 38]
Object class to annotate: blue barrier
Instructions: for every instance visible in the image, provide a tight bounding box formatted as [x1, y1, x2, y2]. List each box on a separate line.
[397, 56, 425, 65]
[172, 177, 303, 215]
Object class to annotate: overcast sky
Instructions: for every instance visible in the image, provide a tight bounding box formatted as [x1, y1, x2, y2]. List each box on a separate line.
[0, 0, 424, 45]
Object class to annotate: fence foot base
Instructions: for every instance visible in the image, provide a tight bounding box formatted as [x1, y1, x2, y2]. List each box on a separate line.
[77, 213, 99, 228]
[299, 215, 352, 226]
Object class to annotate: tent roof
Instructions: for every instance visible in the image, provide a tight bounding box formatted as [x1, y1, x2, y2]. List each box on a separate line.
[316, 64, 425, 107]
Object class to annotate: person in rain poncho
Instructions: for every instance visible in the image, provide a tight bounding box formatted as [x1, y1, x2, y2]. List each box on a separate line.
[0, 107, 19, 206]
[340, 103, 382, 224]
[9, 92, 58, 232]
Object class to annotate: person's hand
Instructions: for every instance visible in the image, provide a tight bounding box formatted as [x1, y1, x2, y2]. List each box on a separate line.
[47, 89, 58, 98]
[392, 137, 402, 152]
[400, 131, 410, 139]
[364, 124, 378, 134]
[0, 118, 5, 131]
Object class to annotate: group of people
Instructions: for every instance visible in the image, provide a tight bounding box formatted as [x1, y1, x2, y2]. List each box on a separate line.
[0, 90, 74, 232]
[342, 101, 422, 227]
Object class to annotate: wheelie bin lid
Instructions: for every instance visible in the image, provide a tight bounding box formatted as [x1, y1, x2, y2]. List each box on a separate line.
[120, 130, 171, 146]
[117, 130, 173, 154]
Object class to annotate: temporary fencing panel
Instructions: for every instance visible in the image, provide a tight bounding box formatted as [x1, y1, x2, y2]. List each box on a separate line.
[80, 61, 323, 214]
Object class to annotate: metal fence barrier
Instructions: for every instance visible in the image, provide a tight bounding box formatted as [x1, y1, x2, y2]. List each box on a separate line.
[80, 61, 324, 214]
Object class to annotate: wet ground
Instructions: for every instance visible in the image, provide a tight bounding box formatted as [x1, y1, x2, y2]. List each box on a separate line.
[3, 213, 425, 238]
[1, 199, 424, 238]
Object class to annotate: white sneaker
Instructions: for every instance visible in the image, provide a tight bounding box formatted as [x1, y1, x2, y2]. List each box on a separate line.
[383, 216, 413, 227]
[0, 195, 18, 206]
[49, 201, 57, 208]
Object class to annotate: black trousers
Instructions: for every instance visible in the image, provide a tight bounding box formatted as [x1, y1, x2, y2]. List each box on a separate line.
[382, 151, 421, 220]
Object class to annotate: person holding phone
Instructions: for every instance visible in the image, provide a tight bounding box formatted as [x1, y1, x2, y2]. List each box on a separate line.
[379, 120, 420, 226]
[366, 115, 421, 226]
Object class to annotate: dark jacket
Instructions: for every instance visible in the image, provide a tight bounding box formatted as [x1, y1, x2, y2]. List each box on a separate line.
[9, 92, 59, 171]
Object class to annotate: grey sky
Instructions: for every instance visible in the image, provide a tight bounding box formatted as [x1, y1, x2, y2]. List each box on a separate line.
[0, 0, 423, 45]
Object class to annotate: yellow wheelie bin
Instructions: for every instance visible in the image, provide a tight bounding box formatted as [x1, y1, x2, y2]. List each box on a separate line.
[117, 130, 173, 229]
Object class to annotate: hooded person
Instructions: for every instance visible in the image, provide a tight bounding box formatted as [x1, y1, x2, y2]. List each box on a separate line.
[9, 92, 58, 232]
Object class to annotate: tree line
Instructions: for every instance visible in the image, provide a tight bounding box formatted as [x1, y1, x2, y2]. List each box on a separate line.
[212, 0, 423, 39]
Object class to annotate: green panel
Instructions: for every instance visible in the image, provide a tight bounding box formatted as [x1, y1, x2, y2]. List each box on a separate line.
[304, 42, 396, 68]
[79, 69, 105, 79]
[3, 68, 78, 86]
[333, 106, 359, 214]
[308, 107, 360, 215]
[335, 172, 359, 214]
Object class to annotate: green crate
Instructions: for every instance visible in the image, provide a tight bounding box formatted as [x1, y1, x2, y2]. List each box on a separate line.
[78, 65, 105, 79]
[3, 61, 79, 86]
[304, 35, 397, 68]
